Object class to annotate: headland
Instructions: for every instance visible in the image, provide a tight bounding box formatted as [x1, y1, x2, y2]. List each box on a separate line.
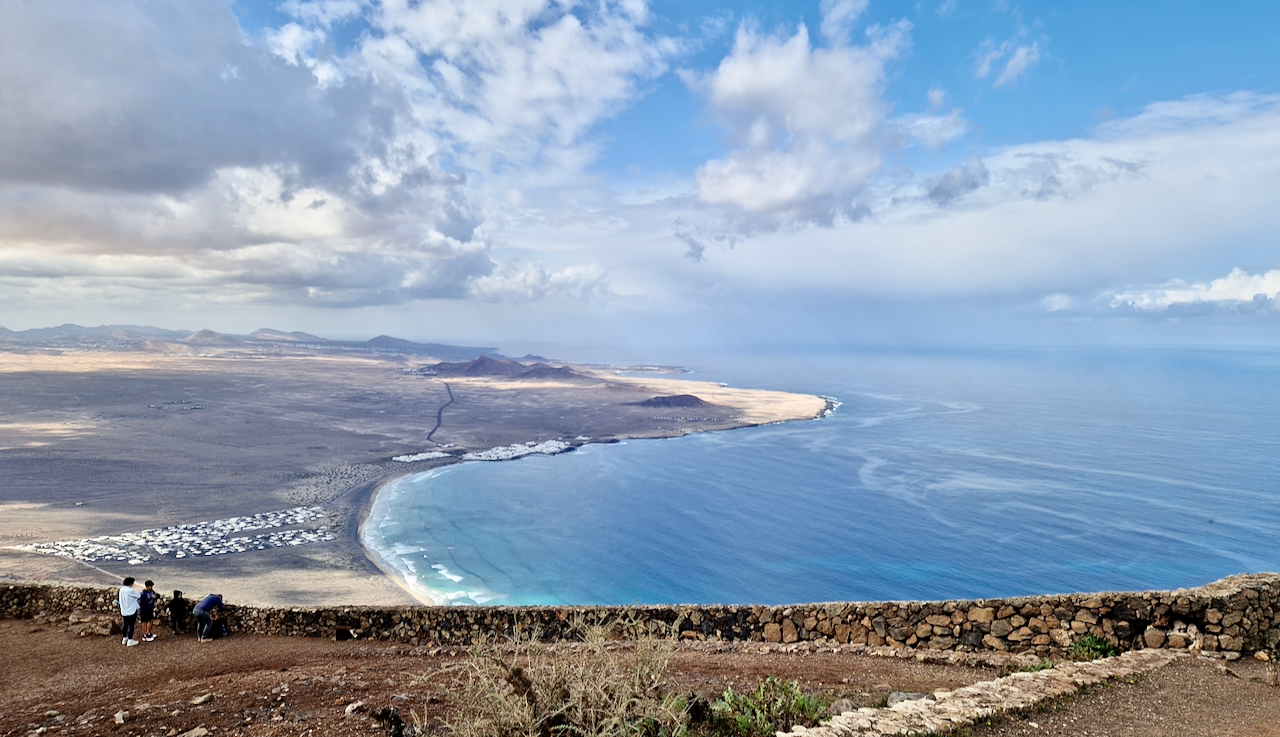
[0, 326, 828, 606]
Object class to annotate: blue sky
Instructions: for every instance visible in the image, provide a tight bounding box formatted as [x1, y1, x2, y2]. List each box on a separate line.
[1, 0, 1278, 351]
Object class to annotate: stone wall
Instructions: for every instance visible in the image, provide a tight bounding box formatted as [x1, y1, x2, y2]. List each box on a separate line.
[4, 573, 1277, 658]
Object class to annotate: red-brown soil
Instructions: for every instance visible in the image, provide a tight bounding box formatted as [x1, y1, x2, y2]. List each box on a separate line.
[5, 618, 1278, 737]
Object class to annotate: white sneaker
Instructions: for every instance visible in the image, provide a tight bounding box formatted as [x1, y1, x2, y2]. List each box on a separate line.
[126, 639, 140, 647]
[122, 637, 129, 645]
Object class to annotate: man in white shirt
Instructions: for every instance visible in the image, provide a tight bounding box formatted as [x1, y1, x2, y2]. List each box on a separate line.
[118, 577, 141, 647]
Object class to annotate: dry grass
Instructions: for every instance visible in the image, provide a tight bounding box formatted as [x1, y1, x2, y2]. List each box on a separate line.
[437, 615, 690, 737]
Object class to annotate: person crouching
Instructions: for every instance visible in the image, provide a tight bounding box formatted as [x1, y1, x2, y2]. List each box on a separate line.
[193, 593, 225, 643]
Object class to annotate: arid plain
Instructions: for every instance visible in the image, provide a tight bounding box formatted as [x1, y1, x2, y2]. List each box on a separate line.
[0, 329, 827, 606]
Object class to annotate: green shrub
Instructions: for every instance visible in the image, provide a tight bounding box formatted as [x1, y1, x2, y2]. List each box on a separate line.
[710, 676, 829, 737]
[1068, 634, 1119, 661]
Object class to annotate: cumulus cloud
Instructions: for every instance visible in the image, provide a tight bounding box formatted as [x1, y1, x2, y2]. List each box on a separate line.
[469, 262, 610, 302]
[683, 7, 910, 229]
[1110, 268, 1280, 312]
[0, 0, 677, 310]
[674, 93, 1280, 307]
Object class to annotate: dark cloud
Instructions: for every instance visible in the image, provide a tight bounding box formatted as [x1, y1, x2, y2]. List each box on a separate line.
[927, 155, 989, 205]
[0, 1, 388, 195]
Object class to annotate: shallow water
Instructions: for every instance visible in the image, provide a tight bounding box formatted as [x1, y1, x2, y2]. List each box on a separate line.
[363, 348, 1280, 606]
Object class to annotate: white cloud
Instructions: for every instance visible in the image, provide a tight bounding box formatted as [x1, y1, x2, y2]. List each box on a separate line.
[894, 108, 967, 150]
[469, 262, 610, 302]
[818, 0, 869, 43]
[1110, 268, 1280, 311]
[0, 0, 679, 311]
[974, 24, 1045, 89]
[684, 9, 910, 228]
[993, 42, 1041, 88]
[660, 93, 1280, 305]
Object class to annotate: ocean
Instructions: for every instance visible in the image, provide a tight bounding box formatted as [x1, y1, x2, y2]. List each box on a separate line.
[362, 348, 1280, 606]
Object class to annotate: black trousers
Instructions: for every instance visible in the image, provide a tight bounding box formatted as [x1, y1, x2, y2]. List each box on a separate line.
[121, 613, 136, 640]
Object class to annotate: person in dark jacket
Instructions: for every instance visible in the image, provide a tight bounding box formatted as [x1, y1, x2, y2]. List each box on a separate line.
[166, 590, 190, 635]
[193, 593, 224, 642]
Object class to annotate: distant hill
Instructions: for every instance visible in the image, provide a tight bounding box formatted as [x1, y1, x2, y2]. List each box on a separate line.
[0, 323, 500, 362]
[353, 335, 498, 361]
[249, 328, 326, 343]
[183, 329, 245, 346]
[630, 394, 712, 408]
[430, 356, 586, 381]
[0, 324, 191, 342]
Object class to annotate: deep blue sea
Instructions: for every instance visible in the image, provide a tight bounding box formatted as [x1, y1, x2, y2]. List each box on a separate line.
[363, 349, 1280, 606]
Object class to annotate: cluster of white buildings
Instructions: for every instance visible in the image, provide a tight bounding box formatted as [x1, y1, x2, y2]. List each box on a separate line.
[14, 506, 334, 565]
[462, 439, 572, 461]
[392, 450, 451, 463]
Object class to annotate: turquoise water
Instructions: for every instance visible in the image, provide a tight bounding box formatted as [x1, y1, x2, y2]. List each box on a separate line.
[363, 349, 1280, 606]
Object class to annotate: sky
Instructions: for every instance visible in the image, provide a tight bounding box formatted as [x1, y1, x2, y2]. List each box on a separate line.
[1, 0, 1279, 354]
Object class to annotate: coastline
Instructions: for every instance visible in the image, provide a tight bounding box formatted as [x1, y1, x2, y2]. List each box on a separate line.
[355, 383, 834, 607]
[357, 468, 455, 607]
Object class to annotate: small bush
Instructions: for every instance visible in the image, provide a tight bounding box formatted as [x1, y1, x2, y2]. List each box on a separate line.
[1018, 657, 1056, 673]
[710, 676, 828, 737]
[1069, 634, 1119, 661]
[446, 615, 689, 737]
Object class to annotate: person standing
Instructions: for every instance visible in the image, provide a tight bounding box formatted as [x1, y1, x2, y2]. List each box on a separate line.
[167, 590, 190, 635]
[138, 580, 159, 641]
[118, 577, 140, 647]
[192, 593, 224, 643]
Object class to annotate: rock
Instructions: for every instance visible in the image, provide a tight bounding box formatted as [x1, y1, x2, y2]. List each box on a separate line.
[968, 607, 995, 624]
[982, 634, 1008, 651]
[828, 698, 857, 717]
[1143, 627, 1167, 649]
[1254, 651, 1271, 662]
[782, 619, 799, 644]
[763, 623, 782, 643]
[1074, 610, 1099, 625]
[189, 694, 213, 706]
[114, 711, 127, 724]
[1166, 633, 1190, 649]
[177, 729, 209, 737]
[886, 692, 929, 706]
[345, 701, 366, 716]
[1218, 635, 1244, 652]
[990, 620, 1013, 637]
[925, 614, 952, 627]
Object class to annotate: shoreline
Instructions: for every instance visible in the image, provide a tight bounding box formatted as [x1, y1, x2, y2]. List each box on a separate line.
[355, 391, 835, 608]
[357, 468, 453, 607]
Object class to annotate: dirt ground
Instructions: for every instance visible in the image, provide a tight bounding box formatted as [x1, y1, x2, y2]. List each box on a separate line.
[5, 619, 1279, 737]
[959, 655, 1280, 737]
[0, 618, 993, 737]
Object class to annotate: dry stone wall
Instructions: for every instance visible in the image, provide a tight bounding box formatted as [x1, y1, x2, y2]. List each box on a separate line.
[3, 573, 1277, 658]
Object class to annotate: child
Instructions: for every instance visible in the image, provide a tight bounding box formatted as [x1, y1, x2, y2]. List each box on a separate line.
[138, 580, 159, 642]
[167, 590, 190, 635]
